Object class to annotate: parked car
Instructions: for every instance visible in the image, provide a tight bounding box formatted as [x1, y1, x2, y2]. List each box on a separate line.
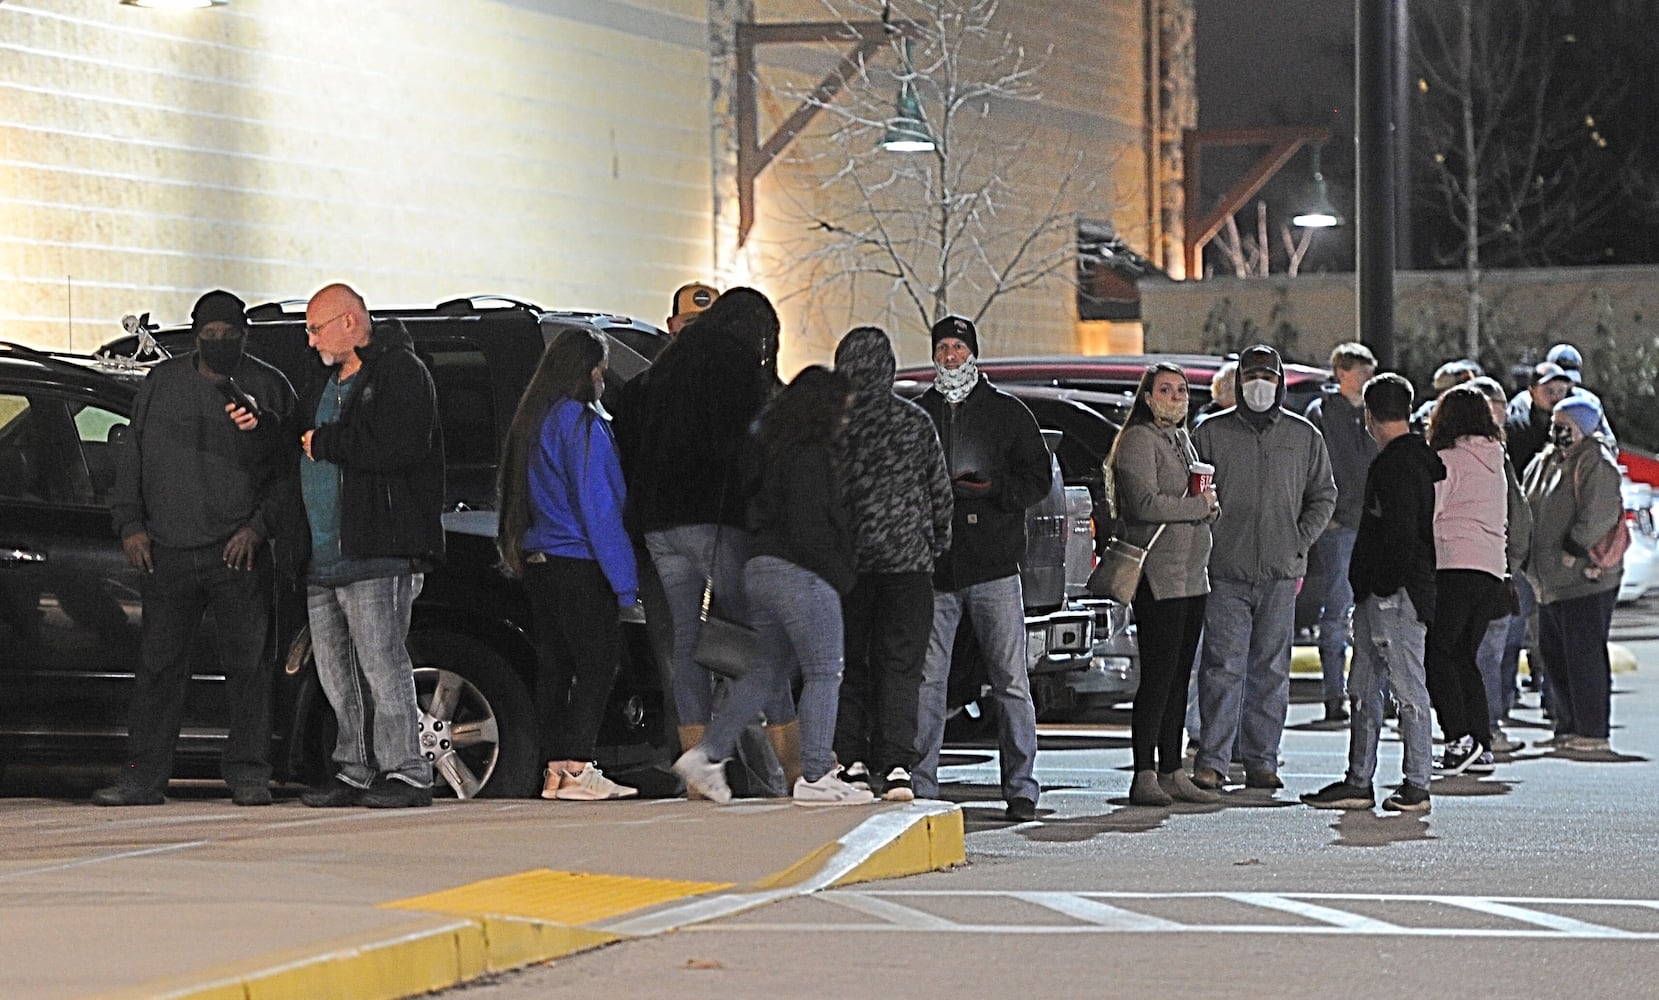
[1619, 476, 1659, 604]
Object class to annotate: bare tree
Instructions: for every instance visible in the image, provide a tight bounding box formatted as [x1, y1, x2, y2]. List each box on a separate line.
[759, 0, 1102, 343]
[1213, 200, 1315, 278]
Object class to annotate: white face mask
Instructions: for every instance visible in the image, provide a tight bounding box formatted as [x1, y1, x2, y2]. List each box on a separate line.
[1241, 379, 1277, 413]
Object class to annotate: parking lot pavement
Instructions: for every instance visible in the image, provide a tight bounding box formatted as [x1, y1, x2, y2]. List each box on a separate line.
[0, 794, 961, 999]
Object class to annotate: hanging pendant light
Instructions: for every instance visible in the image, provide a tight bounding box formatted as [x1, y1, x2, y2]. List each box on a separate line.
[880, 39, 935, 153]
[1292, 145, 1343, 228]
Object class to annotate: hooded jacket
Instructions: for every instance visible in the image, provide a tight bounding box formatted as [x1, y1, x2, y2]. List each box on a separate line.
[1522, 436, 1623, 605]
[1433, 435, 1508, 577]
[1304, 385, 1375, 529]
[832, 328, 953, 574]
[1350, 431, 1445, 624]
[918, 376, 1053, 591]
[1192, 346, 1337, 582]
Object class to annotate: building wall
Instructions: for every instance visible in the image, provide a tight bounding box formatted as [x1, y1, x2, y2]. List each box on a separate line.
[1, 0, 713, 351]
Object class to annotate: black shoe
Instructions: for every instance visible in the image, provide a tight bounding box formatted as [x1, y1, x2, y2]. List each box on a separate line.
[1300, 780, 1374, 810]
[1434, 736, 1483, 776]
[231, 784, 273, 807]
[1244, 769, 1283, 790]
[362, 779, 434, 808]
[1382, 783, 1431, 813]
[91, 784, 165, 807]
[301, 777, 365, 808]
[1004, 796, 1038, 822]
[1323, 698, 1350, 723]
[880, 767, 915, 802]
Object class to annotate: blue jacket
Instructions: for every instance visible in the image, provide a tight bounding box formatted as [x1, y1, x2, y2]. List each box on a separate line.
[523, 397, 638, 606]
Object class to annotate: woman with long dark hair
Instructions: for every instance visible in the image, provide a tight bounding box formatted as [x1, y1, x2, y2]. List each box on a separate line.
[674, 366, 871, 805]
[1424, 384, 1510, 775]
[497, 328, 638, 800]
[1106, 362, 1220, 806]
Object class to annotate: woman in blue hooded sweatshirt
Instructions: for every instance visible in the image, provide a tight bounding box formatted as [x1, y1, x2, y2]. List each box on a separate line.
[498, 328, 639, 800]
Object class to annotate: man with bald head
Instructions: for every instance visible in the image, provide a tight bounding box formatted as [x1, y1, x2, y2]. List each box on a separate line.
[297, 283, 445, 808]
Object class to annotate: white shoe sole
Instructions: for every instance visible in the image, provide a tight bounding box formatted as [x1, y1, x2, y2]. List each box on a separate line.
[794, 794, 876, 806]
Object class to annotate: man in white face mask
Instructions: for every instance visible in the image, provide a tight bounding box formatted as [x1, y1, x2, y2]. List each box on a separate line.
[1188, 344, 1337, 792]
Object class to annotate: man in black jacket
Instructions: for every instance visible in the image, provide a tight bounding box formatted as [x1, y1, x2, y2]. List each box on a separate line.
[297, 284, 445, 808]
[913, 317, 1053, 822]
[96, 290, 297, 807]
[1302, 373, 1444, 814]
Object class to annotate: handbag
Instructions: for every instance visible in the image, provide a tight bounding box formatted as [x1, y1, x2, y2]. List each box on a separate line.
[1572, 452, 1631, 571]
[690, 480, 756, 679]
[1086, 524, 1166, 603]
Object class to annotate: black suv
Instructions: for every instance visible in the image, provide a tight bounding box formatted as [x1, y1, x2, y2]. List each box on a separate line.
[2, 300, 675, 799]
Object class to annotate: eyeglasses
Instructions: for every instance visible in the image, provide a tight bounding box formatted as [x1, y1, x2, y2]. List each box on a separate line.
[305, 312, 348, 337]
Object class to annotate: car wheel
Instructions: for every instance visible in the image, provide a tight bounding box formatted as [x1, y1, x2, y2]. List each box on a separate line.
[407, 633, 538, 799]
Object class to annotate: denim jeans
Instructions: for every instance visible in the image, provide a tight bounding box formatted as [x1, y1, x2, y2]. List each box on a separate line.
[913, 574, 1040, 803]
[1476, 614, 1510, 730]
[307, 573, 431, 788]
[1504, 572, 1538, 707]
[1310, 526, 1357, 702]
[701, 557, 841, 782]
[1195, 576, 1297, 776]
[125, 541, 273, 793]
[1537, 587, 1618, 739]
[835, 571, 933, 776]
[1345, 590, 1433, 790]
[647, 524, 760, 727]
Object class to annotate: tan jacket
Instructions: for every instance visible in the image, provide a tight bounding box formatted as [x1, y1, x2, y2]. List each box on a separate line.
[1110, 421, 1213, 600]
[1521, 437, 1623, 605]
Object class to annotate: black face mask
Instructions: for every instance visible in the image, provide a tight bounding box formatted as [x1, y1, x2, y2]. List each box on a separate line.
[1551, 424, 1575, 449]
[198, 333, 245, 375]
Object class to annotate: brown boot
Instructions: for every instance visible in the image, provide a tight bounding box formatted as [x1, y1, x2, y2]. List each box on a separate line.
[764, 720, 804, 794]
[677, 725, 708, 800]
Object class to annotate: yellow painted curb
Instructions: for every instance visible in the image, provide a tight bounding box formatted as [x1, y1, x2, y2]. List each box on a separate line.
[1291, 644, 1637, 676]
[385, 868, 731, 926]
[832, 805, 966, 888]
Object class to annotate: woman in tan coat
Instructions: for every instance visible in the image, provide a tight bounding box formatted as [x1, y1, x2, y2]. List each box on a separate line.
[1107, 363, 1221, 805]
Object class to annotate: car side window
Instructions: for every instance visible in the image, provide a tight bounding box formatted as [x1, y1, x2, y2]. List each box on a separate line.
[423, 341, 497, 468]
[0, 393, 96, 506]
[69, 402, 130, 506]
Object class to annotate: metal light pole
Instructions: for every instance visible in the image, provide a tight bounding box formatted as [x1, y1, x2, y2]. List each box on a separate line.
[1356, 0, 1402, 367]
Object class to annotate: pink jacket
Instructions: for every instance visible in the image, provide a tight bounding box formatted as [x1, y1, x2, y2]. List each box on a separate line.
[1433, 435, 1508, 576]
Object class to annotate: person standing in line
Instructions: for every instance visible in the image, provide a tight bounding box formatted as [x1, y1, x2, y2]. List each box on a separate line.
[1190, 344, 1336, 791]
[95, 290, 297, 807]
[674, 367, 872, 805]
[665, 282, 719, 335]
[830, 327, 953, 802]
[1107, 363, 1220, 806]
[497, 329, 639, 801]
[1522, 395, 1624, 753]
[1469, 376, 1532, 753]
[1304, 342, 1378, 725]
[1503, 361, 1576, 704]
[1544, 343, 1615, 444]
[297, 284, 445, 808]
[912, 316, 1053, 823]
[1302, 373, 1443, 813]
[1422, 386, 1511, 776]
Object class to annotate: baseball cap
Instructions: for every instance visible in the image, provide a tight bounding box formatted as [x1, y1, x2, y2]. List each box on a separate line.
[669, 283, 719, 326]
[1545, 343, 1583, 383]
[1431, 359, 1482, 392]
[1531, 361, 1574, 386]
[1236, 344, 1282, 377]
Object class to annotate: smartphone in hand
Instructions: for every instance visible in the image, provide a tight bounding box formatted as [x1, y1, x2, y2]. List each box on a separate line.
[218, 377, 260, 418]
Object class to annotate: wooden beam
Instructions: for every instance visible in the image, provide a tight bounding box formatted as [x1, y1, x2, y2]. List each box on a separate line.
[1182, 125, 1329, 278]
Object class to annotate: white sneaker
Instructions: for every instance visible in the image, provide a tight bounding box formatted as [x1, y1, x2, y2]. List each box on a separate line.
[793, 769, 876, 806]
[555, 763, 638, 801]
[672, 748, 732, 804]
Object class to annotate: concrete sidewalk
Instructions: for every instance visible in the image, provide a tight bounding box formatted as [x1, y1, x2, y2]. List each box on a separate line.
[0, 792, 962, 999]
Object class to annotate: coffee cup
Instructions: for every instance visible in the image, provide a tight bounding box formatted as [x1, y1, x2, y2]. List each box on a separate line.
[1189, 462, 1214, 496]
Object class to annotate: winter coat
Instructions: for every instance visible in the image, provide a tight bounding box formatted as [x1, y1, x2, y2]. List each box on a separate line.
[299, 318, 445, 567]
[1433, 435, 1508, 577]
[1350, 432, 1445, 625]
[1192, 405, 1337, 582]
[832, 327, 952, 574]
[1109, 420, 1211, 600]
[1305, 387, 1375, 529]
[1522, 436, 1623, 605]
[918, 377, 1053, 591]
[747, 442, 856, 595]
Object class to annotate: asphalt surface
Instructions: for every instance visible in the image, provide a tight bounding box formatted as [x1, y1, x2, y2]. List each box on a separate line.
[454, 601, 1659, 999]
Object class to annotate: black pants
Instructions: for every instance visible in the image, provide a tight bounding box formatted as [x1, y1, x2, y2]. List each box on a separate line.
[834, 571, 933, 775]
[126, 541, 272, 792]
[1130, 583, 1206, 774]
[1426, 569, 1504, 746]
[525, 555, 622, 763]
[1538, 587, 1618, 739]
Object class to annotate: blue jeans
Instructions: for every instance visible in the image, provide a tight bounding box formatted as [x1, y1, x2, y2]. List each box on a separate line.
[913, 575, 1040, 803]
[646, 525, 751, 728]
[1345, 590, 1433, 790]
[1196, 576, 1297, 776]
[1504, 572, 1537, 707]
[1311, 527, 1357, 702]
[700, 557, 841, 782]
[307, 573, 431, 789]
[1477, 614, 1510, 731]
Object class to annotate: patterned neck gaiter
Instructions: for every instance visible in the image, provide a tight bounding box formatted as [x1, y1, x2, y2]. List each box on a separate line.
[935, 357, 980, 404]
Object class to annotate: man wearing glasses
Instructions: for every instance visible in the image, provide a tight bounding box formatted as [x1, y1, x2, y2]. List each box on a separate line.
[297, 283, 445, 808]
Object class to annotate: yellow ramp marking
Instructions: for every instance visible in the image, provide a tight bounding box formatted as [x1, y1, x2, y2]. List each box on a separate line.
[383, 869, 731, 926]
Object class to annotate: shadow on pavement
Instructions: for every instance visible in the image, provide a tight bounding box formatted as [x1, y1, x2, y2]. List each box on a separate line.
[1329, 809, 1435, 847]
[1429, 776, 1515, 797]
[1013, 807, 1168, 842]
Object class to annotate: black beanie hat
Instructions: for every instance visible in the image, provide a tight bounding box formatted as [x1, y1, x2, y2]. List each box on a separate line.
[191, 289, 247, 335]
[930, 315, 978, 357]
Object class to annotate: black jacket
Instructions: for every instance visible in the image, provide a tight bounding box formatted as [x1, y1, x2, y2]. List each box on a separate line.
[1349, 431, 1445, 624]
[298, 319, 445, 567]
[747, 443, 856, 594]
[918, 377, 1053, 591]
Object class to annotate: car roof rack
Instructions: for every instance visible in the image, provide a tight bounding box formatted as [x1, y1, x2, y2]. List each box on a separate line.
[245, 300, 309, 321]
[435, 295, 544, 315]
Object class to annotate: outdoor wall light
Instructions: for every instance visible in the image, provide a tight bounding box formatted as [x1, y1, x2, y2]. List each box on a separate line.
[880, 39, 936, 153]
[120, 0, 227, 9]
[1292, 145, 1344, 229]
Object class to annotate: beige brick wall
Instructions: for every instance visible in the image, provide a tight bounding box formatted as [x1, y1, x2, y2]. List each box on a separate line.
[1, 0, 714, 351]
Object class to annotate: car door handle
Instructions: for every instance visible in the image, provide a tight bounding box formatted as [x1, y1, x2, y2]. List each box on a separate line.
[0, 546, 48, 564]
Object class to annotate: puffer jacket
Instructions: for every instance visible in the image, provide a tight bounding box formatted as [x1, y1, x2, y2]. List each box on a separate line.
[1433, 435, 1507, 577]
[1522, 436, 1623, 605]
[832, 328, 952, 573]
[1110, 421, 1211, 600]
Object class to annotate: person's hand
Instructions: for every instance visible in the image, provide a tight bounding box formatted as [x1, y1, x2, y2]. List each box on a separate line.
[301, 430, 314, 460]
[1201, 487, 1220, 522]
[1561, 552, 1578, 570]
[952, 473, 993, 499]
[226, 401, 259, 432]
[122, 530, 153, 573]
[222, 526, 261, 571]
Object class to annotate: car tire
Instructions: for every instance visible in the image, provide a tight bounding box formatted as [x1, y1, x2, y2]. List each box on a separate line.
[405, 632, 539, 799]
